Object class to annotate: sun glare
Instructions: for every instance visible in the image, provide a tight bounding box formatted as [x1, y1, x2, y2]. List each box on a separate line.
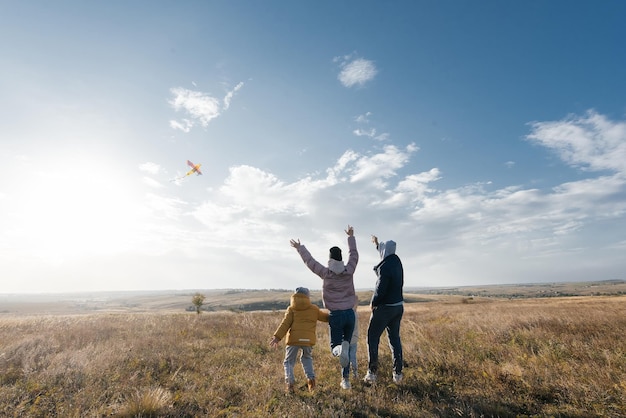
[10, 157, 142, 263]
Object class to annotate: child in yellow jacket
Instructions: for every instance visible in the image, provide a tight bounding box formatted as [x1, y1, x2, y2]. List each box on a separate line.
[270, 287, 329, 393]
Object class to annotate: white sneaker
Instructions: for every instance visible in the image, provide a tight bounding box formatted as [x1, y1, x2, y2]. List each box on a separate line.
[339, 341, 350, 368]
[393, 372, 403, 384]
[340, 378, 351, 389]
[363, 371, 377, 384]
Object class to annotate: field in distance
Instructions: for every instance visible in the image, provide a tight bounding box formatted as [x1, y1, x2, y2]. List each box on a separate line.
[1, 279, 625, 315]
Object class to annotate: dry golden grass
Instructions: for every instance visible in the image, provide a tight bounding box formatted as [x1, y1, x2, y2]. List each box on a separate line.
[1, 295, 625, 417]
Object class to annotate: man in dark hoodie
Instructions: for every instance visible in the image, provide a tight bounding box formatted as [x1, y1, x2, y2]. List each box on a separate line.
[363, 235, 404, 385]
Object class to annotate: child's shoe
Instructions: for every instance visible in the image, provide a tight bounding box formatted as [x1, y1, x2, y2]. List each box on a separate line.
[340, 378, 351, 389]
[286, 382, 295, 393]
[307, 378, 316, 392]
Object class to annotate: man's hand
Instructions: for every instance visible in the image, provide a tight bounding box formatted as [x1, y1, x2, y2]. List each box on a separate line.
[345, 225, 354, 236]
[289, 239, 301, 249]
[371, 235, 378, 246]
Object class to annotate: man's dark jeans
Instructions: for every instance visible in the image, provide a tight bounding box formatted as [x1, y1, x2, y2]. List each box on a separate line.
[366, 304, 404, 374]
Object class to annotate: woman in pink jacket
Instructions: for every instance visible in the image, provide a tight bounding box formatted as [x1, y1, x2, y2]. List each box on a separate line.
[290, 225, 359, 389]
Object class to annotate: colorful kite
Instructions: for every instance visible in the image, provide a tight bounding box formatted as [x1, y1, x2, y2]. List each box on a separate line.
[171, 160, 203, 182]
[184, 160, 203, 176]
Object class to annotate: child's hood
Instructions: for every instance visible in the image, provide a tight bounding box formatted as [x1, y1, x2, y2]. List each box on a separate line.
[290, 292, 313, 311]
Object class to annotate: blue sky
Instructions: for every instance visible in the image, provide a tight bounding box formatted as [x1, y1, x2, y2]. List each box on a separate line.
[1, 1, 625, 293]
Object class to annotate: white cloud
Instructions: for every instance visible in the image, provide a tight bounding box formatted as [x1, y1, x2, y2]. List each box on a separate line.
[189, 165, 329, 256]
[168, 82, 244, 132]
[382, 168, 442, 207]
[223, 82, 244, 110]
[145, 193, 188, 221]
[326, 150, 359, 184]
[219, 165, 313, 213]
[407, 171, 626, 258]
[139, 162, 161, 175]
[526, 110, 626, 173]
[169, 87, 220, 127]
[186, 144, 426, 260]
[353, 111, 389, 140]
[337, 57, 378, 88]
[169, 119, 193, 133]
[350, 144, 417, 183]
[142, 176, 162, 188]
[355, 112, 372, 123]
[353, 128, 377, 137]
[352, 128, 390, 141]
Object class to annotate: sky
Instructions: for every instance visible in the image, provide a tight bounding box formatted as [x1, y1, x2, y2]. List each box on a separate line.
[1, 1, 625, 294]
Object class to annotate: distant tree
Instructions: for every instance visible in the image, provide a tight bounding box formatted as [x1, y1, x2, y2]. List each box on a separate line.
[191, 293, 206, 314]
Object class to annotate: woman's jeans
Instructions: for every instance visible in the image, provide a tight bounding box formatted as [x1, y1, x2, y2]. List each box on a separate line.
[328, 308, 355, 350]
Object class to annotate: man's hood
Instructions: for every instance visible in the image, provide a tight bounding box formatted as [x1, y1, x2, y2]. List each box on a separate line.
[378, 240, 396, 259]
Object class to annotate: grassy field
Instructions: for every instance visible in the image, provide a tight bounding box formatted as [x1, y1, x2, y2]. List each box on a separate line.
[1, 292, 625, 417]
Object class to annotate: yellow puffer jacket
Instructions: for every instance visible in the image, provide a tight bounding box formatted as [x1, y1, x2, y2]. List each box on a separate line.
[273, 293, 329, 346]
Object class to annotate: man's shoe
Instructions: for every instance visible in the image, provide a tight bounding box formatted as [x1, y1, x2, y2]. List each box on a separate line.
[392, 372, 403, 384]
[363, 370, 377, 384]
[340, 378, 351, 389]
[286, 382, 295, 393]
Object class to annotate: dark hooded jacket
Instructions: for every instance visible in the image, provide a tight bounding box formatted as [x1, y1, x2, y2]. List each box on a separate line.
[370, 240, 404, 307]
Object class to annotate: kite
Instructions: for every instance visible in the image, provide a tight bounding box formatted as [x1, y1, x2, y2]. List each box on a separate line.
[184, 160, 203, 176]
[171, 160, 203, 182]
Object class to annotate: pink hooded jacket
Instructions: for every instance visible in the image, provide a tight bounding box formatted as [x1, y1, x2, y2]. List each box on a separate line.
[296, 236, 358, 311]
